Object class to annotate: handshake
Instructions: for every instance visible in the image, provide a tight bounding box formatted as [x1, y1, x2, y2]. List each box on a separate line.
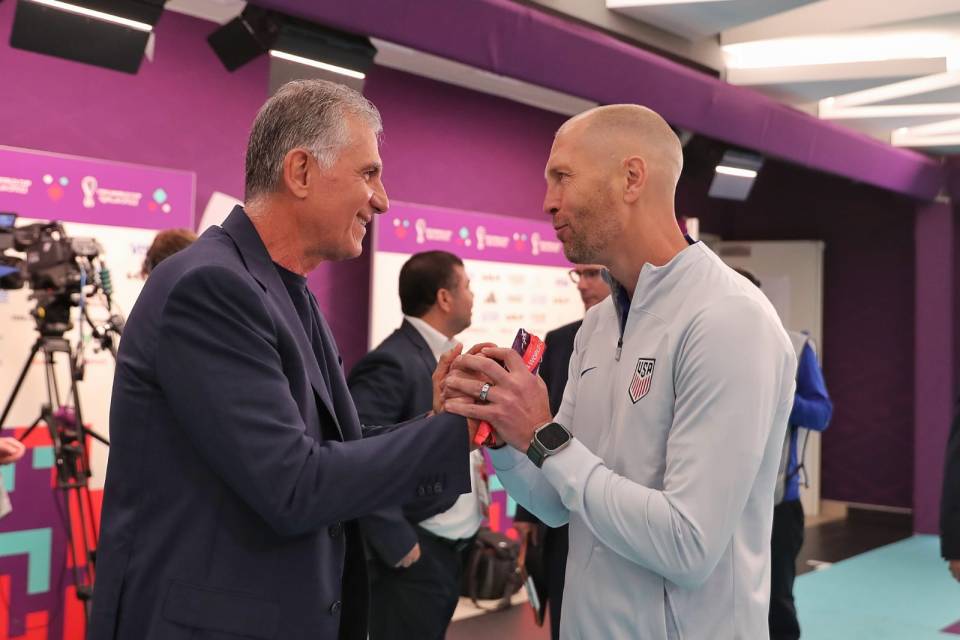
[430, 332, 553, 453]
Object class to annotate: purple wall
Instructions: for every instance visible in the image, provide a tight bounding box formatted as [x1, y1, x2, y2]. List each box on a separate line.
[0, 3, 268, 217]
[259, 0, 945, 201]
[914, 203, 957, 533]
[695, 160, 919, 509]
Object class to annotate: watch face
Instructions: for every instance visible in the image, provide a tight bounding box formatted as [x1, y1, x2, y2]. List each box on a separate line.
[537, 423, 570, 451]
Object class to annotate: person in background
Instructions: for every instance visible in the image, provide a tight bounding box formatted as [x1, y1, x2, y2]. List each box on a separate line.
[513, 263, 610, 640]
[735, 268, 833, 640]
[0, 438, 25, 465]
[348, 250, 481, 640]
[140, 228, 197, 277]
[940, 394, 960, 582]
[0, 438, 25, 518]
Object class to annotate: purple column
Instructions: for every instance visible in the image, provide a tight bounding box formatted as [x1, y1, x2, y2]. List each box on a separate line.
[914, 201, 957, 534]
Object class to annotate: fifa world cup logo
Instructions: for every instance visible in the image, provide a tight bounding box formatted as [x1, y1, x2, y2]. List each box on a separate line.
[81, 176, 98, 209]
[415, 218, 427, 244]
[476, 226, 487, 251]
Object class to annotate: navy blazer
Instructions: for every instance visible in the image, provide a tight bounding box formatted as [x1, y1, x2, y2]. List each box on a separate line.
[541, 320, 582, 416]
[347, 320, 463, 564]
[88, 207, 470, 640]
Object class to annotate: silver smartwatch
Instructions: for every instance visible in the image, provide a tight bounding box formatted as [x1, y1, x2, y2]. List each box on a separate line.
[526, 422, 572, 468]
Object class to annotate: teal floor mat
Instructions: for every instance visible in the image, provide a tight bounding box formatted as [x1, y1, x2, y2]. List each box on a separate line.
[795, 535, 960, 639]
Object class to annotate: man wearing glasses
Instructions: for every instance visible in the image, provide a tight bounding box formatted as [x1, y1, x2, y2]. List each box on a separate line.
[514, 264, 610, 639]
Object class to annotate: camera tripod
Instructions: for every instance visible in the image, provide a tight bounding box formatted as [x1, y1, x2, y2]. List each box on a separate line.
[0, 330, 111, 625]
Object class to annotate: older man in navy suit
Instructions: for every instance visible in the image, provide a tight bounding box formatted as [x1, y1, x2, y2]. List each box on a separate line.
[89, 80, 472, 640]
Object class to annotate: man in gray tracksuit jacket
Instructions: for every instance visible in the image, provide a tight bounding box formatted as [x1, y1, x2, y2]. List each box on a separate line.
[444, 104, 796, 639]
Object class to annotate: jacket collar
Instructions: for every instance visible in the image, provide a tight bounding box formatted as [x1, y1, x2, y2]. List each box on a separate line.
[221, 206, 278, 292]
[606, 237, 704, 330]
[220, 206, 344, 440]
[399, 318, 439, 375]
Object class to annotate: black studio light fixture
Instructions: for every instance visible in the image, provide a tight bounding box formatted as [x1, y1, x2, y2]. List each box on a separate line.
[206, 5, 279, 72]
[10, 0, 165, 73]
[207, 6, 376, 91]
[708, 150, 764, 201]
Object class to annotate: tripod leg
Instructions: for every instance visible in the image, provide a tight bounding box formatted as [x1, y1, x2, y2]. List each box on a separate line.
[74, 486, 96, 576]
[66, 344, 109, 452]
[44, 351, 61, 411]
[16, 415, 43, 444]
[67, 352, 93, 476]
[61, 488, 88, 626]
[0, 339, 42, 430]
[84, 481, 100, 549]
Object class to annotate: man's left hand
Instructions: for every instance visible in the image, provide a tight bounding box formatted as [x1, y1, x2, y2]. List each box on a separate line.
[0, 437, 26, 465]
[395, 543, 421, 569]
[432, 343, 463, 415]
[443, 347, 552, 452]
[949, 559, 960, 582]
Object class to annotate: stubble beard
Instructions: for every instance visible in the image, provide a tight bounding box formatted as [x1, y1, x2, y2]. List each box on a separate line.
[562, 197, 619, 266]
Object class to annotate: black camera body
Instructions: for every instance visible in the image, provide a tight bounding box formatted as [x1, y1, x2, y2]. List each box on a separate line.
[0, 213, 103, 336]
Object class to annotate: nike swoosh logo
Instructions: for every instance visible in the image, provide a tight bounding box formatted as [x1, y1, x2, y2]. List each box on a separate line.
[580, 366, 598, 377]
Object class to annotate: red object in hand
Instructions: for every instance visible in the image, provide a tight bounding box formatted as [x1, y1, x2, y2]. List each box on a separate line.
[474, 329, 545, 447]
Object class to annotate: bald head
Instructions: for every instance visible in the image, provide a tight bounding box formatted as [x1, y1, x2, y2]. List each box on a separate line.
[543, 104, 688, 271]
[556, 104, 684, 195]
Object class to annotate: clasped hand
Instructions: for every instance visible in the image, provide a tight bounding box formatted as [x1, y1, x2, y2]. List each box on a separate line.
[437, 345, 552, 453]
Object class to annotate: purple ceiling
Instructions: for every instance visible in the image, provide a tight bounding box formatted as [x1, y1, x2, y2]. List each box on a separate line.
[257, 0, 946, 201]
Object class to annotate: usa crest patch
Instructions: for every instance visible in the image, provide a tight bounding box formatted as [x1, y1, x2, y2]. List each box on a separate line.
[628, 358, 655, 403]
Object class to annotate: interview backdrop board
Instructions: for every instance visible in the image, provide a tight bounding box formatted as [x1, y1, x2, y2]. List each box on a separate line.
[371, 202, 583, 535]
[0, 145, 194, 639]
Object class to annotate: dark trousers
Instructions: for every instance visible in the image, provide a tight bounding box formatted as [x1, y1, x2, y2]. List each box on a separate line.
[543, 524, 569, 640]
[367, 526, 471, 640]
[769, 499, 805, 640]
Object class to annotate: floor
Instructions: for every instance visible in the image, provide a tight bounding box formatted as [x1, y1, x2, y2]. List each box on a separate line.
[797, 501, 913, 575]
[446, 501, 916, 639]
[795, 535, 960, 639]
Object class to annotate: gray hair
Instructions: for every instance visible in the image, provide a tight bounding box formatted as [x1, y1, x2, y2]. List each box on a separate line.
[244, 79, 382, 201]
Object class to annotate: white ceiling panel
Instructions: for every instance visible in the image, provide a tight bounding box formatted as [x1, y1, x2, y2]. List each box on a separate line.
[607, 0, 816, 40]
[726, 59, 949, 87]
[721, 0, 960, 45]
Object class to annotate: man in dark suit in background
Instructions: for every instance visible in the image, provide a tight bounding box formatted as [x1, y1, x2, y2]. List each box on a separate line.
[348, 250, 484, 640]
[941, 394, 960, 581]
[89, 80, 473, 640]
[513, 263, 610, 640]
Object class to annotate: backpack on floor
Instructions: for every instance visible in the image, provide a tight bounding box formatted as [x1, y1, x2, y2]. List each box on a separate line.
[460, 527, 524, 610]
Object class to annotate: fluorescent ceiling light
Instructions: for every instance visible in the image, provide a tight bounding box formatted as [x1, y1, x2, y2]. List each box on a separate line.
[820, 103, 960, 119]
[607, 0, 734, 6]
[894, 118, 960, 137]
[269, 50, 366, 80]
[715, 166, 757, 179]
[891, 117, 960, 146]
[819, 71, 960, 111]
[892, 131, 960, 147]
[723, 32, 958, 70]
[25, 0, 153, 32]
